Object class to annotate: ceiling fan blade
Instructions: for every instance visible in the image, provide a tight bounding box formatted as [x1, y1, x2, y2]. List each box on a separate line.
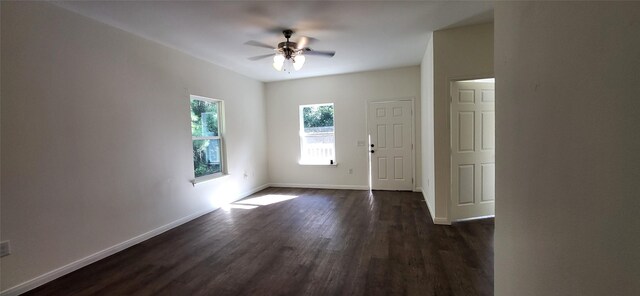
[244, 40, 275, 50]
[296, 36, 318, 49]
[247, 53, 276, 61]
[304, 49, 336, 58]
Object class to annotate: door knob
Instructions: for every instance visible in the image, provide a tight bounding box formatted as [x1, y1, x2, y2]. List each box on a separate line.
[371, 144, 375, 147]
[370, 150, 375, 153]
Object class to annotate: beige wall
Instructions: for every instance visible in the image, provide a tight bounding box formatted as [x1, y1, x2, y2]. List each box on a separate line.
[495, 2, 640, 295]
[420, 33, 435, 218]
[265, 67, 421, 190]
[432, 23, 494, 224]
[1, 2, 268, 292]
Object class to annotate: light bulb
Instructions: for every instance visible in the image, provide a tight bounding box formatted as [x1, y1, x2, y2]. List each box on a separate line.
[272, 54, 285, 71]
[281, 59, 293, 73]
[293, 55, 305, 71]
[273, 54, 285, 64]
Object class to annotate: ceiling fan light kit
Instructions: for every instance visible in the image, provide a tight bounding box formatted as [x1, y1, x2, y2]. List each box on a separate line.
[273, 54, 305, 72]
[246, 29, 335, 73]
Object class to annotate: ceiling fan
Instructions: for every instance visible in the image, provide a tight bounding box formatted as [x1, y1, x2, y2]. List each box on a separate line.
[245, 29, 336, 72]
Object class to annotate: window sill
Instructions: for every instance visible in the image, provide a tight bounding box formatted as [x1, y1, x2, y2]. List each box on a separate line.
[298, 162, 338, 166]
[191, 173, 228, 186]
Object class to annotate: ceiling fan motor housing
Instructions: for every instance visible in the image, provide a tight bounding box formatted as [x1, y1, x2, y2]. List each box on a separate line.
[279, 45, 298, 59]
[277, 30, 298, 59]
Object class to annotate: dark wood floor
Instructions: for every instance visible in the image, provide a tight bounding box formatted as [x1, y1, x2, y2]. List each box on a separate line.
[25, 188, 494, 296]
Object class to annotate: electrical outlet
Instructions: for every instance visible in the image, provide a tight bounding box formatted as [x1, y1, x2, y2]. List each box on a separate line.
[0, 241, 10, 257]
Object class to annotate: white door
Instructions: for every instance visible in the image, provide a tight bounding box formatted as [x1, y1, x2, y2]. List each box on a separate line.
[451, 81, 495, 220]
[368, 100, 413, 191]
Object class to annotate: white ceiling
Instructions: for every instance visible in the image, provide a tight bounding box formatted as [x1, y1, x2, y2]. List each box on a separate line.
[55, 1, 493, 82]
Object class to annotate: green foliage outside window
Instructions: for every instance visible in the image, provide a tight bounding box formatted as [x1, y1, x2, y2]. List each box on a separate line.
[193, 140, 221, 177]
[303, 104, 334, 129]
[191, 98, 222, 178]
[191, 100, 218, 137]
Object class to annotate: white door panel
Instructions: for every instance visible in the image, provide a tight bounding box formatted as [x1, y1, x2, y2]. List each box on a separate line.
[368, 100, 413, 191]
[481, 163, 495, 202]
[451, 81, 495, 220]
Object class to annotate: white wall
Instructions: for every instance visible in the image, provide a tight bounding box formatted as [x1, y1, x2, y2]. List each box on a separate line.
[495, 2, 640, 295]
[433, 23, 493, 224]
[265, 67, 421, 190]
[0, 2, 268, 292]
[420, 33, 435, 219]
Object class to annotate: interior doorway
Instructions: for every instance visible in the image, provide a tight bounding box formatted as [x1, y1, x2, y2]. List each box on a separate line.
[450, 78, 495, 220]
[367, 99, 414, 191]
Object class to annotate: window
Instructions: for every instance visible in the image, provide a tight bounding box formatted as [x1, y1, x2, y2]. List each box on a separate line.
[299, 103, 335, 165]
[190, 95, 225, 180]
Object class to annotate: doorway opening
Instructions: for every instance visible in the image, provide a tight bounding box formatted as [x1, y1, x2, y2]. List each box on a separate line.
[450, 78, 495, 221]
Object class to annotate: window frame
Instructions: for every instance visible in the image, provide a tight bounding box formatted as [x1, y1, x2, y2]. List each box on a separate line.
[298, 102, 337, 166]
[190, 95, 226, 183]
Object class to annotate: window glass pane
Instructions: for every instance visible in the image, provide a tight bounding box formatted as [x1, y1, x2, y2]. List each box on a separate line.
[302, 104, 334, 132]
[301, 134, 335, 163]
[300, 103, 335, 164]
[191, 99, 219, 137]
[193, 139, 222, 177]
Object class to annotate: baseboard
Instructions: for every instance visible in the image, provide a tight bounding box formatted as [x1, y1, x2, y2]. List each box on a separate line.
[413, 187, 422, 193]
[452, 215, 495, 223]
[0, 183, 270, 296]
[240, 183, 270, 198]
[269, 183, 369, 190]
[421, 192, 436, 221]
[433, 217, 451, 225]
[0, 208, 213, 296]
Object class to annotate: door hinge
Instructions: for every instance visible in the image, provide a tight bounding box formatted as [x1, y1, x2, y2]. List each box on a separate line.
[412, 178, 414, 184]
